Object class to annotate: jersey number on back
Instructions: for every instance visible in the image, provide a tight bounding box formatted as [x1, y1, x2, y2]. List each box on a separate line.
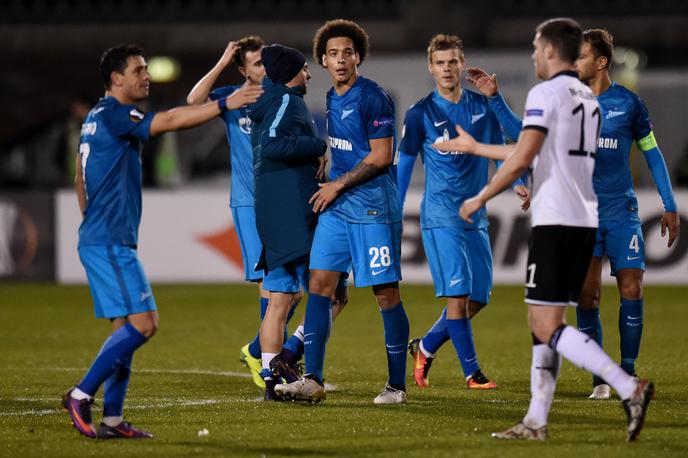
[568, 103, 601, 158]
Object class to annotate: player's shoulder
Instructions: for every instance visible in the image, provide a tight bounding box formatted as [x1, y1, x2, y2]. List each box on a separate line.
[406, 93, 434, 116]
[211, 84, 241, 97]
[359, 76, 393, 101]
[96, 97, 145, 124]
[463, 88, 490, 104]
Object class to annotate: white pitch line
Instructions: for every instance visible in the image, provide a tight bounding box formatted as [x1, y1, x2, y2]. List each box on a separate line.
[1, 399, 227, 417]
[32, 367, 252, 378]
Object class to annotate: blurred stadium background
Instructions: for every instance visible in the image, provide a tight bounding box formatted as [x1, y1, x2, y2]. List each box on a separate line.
[1, 0, 687, 284]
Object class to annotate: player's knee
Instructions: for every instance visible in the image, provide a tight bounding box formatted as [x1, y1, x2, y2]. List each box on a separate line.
[619, 281, 642, 301]
[138, 316, 159, 338]
[309, 275, 336, 298]
[291, 290, 304, 306]
[577, 288, 600, 310]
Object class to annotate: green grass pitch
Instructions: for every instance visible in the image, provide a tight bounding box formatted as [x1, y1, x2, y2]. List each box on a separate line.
[1, 283, 687, 457]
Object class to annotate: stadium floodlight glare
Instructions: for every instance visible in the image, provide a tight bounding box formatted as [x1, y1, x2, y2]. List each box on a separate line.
[148, 56, 181, 83]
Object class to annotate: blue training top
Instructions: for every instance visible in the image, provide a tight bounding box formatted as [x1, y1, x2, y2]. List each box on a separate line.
[325, 76, 401, 224]
[78, 96, 154, 247]
[397, 89, 506, 230]
[210, 85, 255, 208]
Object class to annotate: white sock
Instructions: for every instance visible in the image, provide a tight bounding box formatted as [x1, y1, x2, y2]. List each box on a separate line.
[261, 352, 277, 371]
[419, 340, 434, 358]
[555, 326, 637, 399]
[293, 325, 305, 342]
[523, 344, 560, 429]
[70, 387, 93, 401]
[102, 415, 123, 427]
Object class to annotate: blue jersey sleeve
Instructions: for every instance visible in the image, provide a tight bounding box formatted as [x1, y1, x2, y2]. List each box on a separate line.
[397, 106, 424, 156]
[361, 89, 395, 139]
[488, 92, 523, 142]
[631, 96, 653, 141]
[104, 105, 154, 141]
[209, 85, 236, 102]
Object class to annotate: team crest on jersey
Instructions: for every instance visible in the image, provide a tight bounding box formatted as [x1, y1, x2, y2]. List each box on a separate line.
[605, 110, 626, 119]
[433, 129, 464, 156]
[129, 109, 145, 122]
[238, 116, 252, 134]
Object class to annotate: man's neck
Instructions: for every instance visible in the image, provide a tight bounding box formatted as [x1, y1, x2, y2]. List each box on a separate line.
[106, 90, 136, 106]
[436, 84, 462, 104]
[588, 71, 612, 96]
[546, 61, 575, 80]
[334, 73, 358, 96]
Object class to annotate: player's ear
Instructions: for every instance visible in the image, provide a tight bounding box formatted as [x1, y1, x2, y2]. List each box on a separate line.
[238, 66, 247, 78]
[354, 53, 361, 66]
[321, 54, 327, 67]
[598, 56, 608, 71]
[110, 71, 123, 88]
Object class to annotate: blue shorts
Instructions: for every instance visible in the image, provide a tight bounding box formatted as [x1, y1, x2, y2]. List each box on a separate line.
[263, 255, 310, 294]
[310, 211, 401, 288]
[421, 226, 492, 303]
[593, 218, 645, 275]
[231, 206, 264, 282]
[78, 245, 157, 319]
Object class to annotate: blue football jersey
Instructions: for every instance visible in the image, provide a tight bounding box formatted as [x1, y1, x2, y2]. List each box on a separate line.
[398, 89, 505, 229]
[325, 76, 401, 224]
[78, 96, 154, 247]
[594, 82, 653, 222]
[210, 85, 255, 208]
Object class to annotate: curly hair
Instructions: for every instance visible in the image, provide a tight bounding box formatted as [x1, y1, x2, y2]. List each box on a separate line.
[427, 34, 464, 63]
[312, 19, 369, 66]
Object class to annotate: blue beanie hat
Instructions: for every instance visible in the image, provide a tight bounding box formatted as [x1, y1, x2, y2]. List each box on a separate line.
[261, 44, 306, 85]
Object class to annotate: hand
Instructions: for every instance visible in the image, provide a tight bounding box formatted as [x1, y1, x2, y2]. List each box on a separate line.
[661, 211, 680, 247]
[316, 155, 329, 181]
[309, 181, 344, 213]
[219, 41, 240, 67]
[434, 124, 476, 154]
[459, 195, 485, 224]
[513, 184, 530, 211]
[466, 67, 498, 97]
[226, 85, 263, 109]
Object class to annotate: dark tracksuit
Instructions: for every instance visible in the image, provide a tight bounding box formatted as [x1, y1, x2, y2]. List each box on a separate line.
[248, 77, 327, 273]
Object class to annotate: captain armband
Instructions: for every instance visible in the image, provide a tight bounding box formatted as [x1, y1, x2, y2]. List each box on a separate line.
[636, 131, 658, 152]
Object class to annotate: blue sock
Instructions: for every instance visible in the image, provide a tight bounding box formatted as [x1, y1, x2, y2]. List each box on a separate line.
[619, 297, 643, 375]
[282, 333, 304, 360]
[421, 307, 450, 355]
[380, 302, 410, 390]
[446, 318, 480, 378]
[103, 354, 132, 417]
[248, 297, 269, 359]
[303, 294, 332, 383]
[576, 307, 605, 385]
[77, 322, 147, 396]
[283, 301, 298, 343]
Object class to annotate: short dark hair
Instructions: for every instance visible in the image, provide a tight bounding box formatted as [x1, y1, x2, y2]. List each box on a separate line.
[427, 34, 464, 63]
[583, 28, 614, 69]
[313, 19, 370, 66]
[235, 36, 264, 68]
[100, 44, 145, 90]
[536, 17, 582, 64]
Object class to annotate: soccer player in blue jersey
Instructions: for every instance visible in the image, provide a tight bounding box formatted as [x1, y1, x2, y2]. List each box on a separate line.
[467, 28, 680, 400]
[188, 37, 305, 388]
[63, 44, 261, 439]
[398, 34, 530, 391]
[275, 19, 410, 405]
[574, 29, 679, 398]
